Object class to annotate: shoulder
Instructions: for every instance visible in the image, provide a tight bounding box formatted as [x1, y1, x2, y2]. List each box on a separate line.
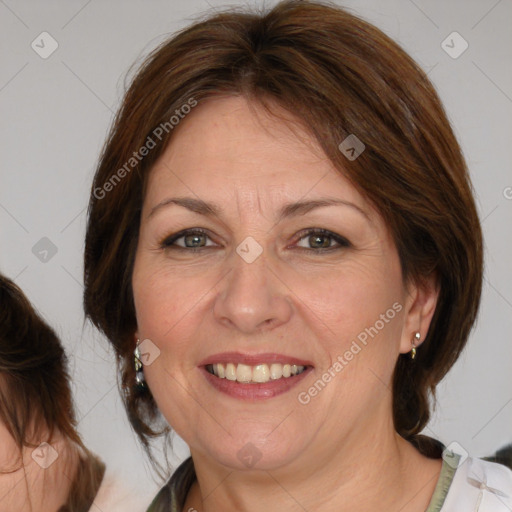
[90, 470, 154, 512]
[442, 456, 512, 511]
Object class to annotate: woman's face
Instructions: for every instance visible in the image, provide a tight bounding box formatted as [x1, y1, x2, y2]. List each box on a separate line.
[0, 419, 71, 511]
[132, 95, 430, 472]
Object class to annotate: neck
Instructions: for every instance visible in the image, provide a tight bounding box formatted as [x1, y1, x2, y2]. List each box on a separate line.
[185, 417, 442, 512]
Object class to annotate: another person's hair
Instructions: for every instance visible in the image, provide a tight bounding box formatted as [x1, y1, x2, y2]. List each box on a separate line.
[0, 274, 105, 511]
[84, 0, 483, 466]
[484, 444, 512, 471]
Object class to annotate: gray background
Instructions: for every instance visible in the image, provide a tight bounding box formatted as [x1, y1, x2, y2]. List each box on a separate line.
[1, 0, 511, 503]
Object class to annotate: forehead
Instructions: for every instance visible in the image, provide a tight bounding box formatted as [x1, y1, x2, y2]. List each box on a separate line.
[144, 95, 371, 216]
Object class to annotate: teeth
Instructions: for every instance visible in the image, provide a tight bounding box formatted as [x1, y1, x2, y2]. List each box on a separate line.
[269, 363, 282, 380]
[207, 363, 306, 383]
[236, 363, 252, 383]
[252, 364, 270, 383]
[225, 363, 237, 381]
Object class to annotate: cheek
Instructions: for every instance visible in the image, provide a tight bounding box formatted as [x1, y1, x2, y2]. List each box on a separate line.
[133, 262, 197, 340]
[308, 261, 402, 329]
[0, 424, 21, 470]
[132, 261, 215, 398]
[132, 266, 202, 434]
[296, 260, 405, 385]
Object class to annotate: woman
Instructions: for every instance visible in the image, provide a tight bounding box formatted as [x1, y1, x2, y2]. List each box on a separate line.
[0, 274, 147, 511]
[83, 1, 512, 510]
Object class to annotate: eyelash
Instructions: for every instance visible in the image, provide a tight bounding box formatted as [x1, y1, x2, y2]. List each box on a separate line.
[160, 228, 351, 253]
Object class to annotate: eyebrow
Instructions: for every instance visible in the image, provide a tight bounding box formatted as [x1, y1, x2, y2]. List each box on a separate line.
[148, 196, 371, 222]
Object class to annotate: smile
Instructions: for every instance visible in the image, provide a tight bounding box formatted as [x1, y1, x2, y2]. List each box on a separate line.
[200, 352, 313, 399]
[206, 362, 307, 383]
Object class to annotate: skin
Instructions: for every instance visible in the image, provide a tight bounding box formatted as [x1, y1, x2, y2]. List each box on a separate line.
[0, 423, 75, 511]
[132, 95, 442, 512]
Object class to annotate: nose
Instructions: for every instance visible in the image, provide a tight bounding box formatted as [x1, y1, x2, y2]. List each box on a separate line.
[212, 248, 293, 334]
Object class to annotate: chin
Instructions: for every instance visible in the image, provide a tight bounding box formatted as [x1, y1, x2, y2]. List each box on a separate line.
[197, 427, 304, 472]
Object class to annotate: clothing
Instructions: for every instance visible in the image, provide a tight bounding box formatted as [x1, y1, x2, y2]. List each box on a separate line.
[90, 469, 154, 512]
[427, 454, 512, 511]
[146, 454, 512, 511]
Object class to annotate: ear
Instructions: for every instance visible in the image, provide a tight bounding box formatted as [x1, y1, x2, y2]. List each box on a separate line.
[399, 273, 440, 354]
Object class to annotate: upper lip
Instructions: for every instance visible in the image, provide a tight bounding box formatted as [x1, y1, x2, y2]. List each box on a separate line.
[198, 352, 313, 367]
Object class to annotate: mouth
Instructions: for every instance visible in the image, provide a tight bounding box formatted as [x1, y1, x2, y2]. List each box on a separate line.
[205, 362, 308, 383]
[199, 352, 313, 400]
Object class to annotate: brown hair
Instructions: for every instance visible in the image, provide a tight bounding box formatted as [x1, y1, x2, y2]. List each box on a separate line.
[0, 274, 105, 511]
[84, 0, 483, 470]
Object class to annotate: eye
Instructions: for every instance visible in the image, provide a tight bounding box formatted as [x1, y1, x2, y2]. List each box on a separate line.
[160, 228, 216, 251]
[295, 228, 351, 251]
[160, 227, 351, 253]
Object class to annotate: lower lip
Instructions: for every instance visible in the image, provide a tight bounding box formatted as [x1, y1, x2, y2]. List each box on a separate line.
[200, 366, 313, 400]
